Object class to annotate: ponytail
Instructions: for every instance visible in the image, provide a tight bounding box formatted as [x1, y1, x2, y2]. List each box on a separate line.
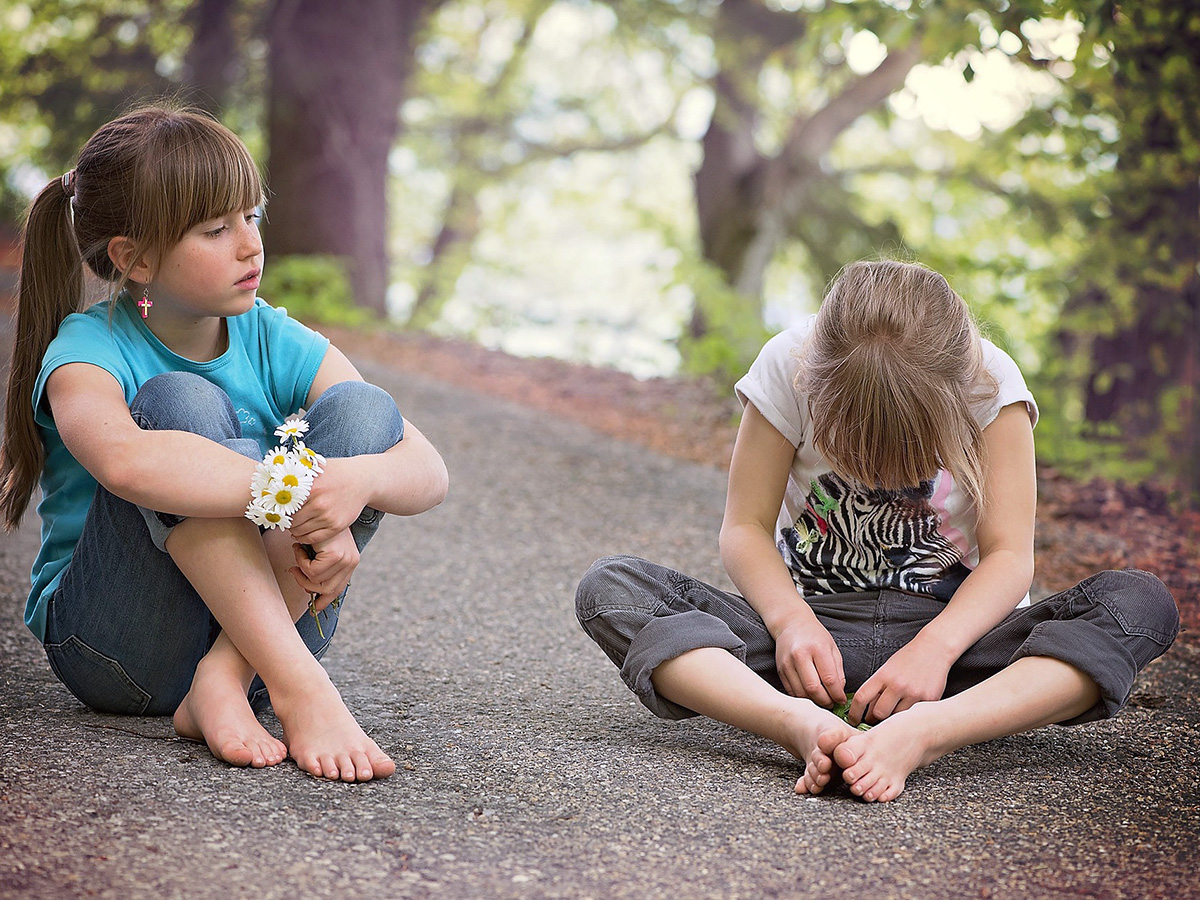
[0, 178, 85, 529]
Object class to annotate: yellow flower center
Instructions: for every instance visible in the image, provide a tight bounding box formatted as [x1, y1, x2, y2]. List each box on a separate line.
[275, 489, 293, 505]
[282, 474, 299, 487]
[265, 512, 282, 523]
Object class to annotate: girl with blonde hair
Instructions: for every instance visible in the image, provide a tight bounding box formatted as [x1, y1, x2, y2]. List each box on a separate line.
[1, 105, 448, 781]
[577, 259, 1178, 802]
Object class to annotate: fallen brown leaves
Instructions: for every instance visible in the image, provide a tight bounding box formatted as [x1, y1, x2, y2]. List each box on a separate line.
[323, 324, 1199, 633]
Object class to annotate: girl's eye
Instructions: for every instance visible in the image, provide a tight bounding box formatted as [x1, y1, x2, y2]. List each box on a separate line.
[204, 225, 227, 237]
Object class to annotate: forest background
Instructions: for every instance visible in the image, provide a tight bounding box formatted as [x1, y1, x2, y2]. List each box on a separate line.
[0, 0, 1197, 620]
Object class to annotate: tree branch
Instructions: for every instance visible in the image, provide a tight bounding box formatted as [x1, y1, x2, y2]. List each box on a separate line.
[781, 36, 923, 166]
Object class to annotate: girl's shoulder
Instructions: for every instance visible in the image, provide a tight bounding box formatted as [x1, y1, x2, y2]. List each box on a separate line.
[44, 299, 128, 361]
[231, 297, 327, 347]
[977, 339, 1039, 428]
[733, 316, 818, 449]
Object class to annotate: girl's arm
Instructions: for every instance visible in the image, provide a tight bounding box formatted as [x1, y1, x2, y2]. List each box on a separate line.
[848, 401, 1037, 724]
[48, 363, 260, 517]
[720, 403, 847, 707]
[285, 344, 449, 546]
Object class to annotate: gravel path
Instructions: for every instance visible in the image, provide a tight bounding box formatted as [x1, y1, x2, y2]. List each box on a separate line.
[1, 352, 1197, 900]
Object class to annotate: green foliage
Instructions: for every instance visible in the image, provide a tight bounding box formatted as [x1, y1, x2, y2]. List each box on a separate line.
[258, 256, 371, 327]
[3, 0, 1195, 499]
[0, 1, 195, 223]
[675, 255, 771, 384]
[0, 0, 269, 226]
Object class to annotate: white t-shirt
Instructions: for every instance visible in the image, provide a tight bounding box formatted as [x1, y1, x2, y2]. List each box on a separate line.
[734, 316, 1038, 603]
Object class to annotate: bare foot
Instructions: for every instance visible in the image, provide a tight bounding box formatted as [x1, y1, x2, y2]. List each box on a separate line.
[777, 698, 859, 796]
[173, 658, 287, 769]
[833, 703, 947, 802]
[271, 675, 396, 783]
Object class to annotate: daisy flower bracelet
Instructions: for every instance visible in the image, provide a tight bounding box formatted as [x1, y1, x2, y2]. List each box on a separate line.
[244, 415, 326, 531]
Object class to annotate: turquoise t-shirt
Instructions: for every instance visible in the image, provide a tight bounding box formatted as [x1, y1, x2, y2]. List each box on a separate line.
[25, 294, 330, 641]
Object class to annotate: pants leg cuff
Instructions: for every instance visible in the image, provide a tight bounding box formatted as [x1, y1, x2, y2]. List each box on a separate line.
[620, 609, 746, 720]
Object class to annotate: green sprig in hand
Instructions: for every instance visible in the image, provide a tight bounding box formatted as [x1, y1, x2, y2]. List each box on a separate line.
[830, 693, 872, 731]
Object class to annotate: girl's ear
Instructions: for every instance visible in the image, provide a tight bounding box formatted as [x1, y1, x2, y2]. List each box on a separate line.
[106, 236, 153, 283]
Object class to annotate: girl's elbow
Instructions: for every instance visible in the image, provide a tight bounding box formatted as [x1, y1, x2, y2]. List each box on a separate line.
[717, 522, 744, 570]
[428, 459, 449, 508]
[93, 453, 142, 504]
[411, 452, 448, 512]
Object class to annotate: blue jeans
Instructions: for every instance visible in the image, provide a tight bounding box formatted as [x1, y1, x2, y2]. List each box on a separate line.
[576, 555, 1180, 724]
[43, 373, 404, 716]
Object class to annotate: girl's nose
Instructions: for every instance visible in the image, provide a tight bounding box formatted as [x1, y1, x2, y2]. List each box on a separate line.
[240, 218, 263, 257]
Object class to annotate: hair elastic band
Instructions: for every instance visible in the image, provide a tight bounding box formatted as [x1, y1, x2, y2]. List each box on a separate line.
[60, 169, 76, 196]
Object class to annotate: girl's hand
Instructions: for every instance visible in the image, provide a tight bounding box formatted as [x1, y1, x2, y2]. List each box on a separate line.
[289, 528, 360, 612]
[849, 640, 950, 724]
[287, 458, 370, 545]
[773, 613, 847, 708]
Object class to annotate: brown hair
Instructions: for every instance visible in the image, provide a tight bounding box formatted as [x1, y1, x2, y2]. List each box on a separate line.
[800, 260, 999, 508]
[0, 104, 264, 529]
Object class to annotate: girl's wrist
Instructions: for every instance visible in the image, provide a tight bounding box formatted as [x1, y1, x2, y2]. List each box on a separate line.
[908, 626, 963, 669]
[759, 595, 818, 640]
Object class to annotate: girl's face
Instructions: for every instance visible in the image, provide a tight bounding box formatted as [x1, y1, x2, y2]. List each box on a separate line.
[149, 207, 264, 319]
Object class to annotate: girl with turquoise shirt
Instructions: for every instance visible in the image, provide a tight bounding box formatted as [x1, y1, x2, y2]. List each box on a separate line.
[1, 105, 448, 782]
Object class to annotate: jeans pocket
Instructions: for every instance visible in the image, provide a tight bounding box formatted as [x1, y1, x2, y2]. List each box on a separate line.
[44, 635, 152, 715]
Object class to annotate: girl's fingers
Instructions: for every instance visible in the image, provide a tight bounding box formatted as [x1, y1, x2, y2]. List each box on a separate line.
[289, 565, 347, 598]
[798, 661, 832, 707]
[849, 681, 878, 723]
[816, 662, 846, 705]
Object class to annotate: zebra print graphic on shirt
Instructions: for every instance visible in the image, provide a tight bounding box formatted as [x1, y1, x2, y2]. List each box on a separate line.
[778, 471, 972, 601]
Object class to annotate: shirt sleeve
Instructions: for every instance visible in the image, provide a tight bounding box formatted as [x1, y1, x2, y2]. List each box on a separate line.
[32, 313, 135, 426]
[734, 322, 811, 448]
[254, 301, 330, 414]
[978, 339, 1039, 429]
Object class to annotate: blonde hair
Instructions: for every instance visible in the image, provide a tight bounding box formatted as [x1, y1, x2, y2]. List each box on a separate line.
[1, 104, 264, 529]
[800, 260, 999, 507]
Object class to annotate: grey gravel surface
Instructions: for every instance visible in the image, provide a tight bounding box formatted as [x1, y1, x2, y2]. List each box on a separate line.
[1, 352, 1197, 900]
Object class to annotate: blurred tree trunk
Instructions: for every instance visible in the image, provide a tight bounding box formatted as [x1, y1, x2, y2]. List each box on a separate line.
[1061, 0, 1200, 501]
[264, 0, 440, 316]
[407, 181, 482, 330]
[689, 0, 919, 343]
[181, 0, 239, 115]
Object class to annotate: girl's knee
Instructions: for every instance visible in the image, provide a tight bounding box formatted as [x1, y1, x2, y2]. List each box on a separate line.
[306, 380, 403, 456]
[575, 555, 657, 622]
[131, 372, 239, 435]
[1084, 568, 1180, 645]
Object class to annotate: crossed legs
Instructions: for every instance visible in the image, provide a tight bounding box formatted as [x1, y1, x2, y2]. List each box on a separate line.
[578, 556, 1178, 803]
[652, 647, 1098, 801]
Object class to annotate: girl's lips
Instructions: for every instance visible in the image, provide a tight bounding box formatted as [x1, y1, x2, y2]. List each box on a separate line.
[237, 271, 261, 289]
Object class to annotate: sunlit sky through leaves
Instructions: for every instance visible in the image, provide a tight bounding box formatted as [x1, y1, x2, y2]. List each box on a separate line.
[388, 5, 1085, 378]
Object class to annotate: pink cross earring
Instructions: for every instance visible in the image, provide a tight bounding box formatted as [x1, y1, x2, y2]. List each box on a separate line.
[138, 285, 153, 319]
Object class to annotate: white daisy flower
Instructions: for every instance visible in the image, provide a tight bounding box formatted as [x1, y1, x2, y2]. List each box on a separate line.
[274, 456, 315, 491]
[274, 417, 310, 443]
[294, 443, 326, 474]
[264, 446, 290, 467]
[245, 499, 291, 530]
[249, 465, 275, 499]
[262, 480, 308, 516]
